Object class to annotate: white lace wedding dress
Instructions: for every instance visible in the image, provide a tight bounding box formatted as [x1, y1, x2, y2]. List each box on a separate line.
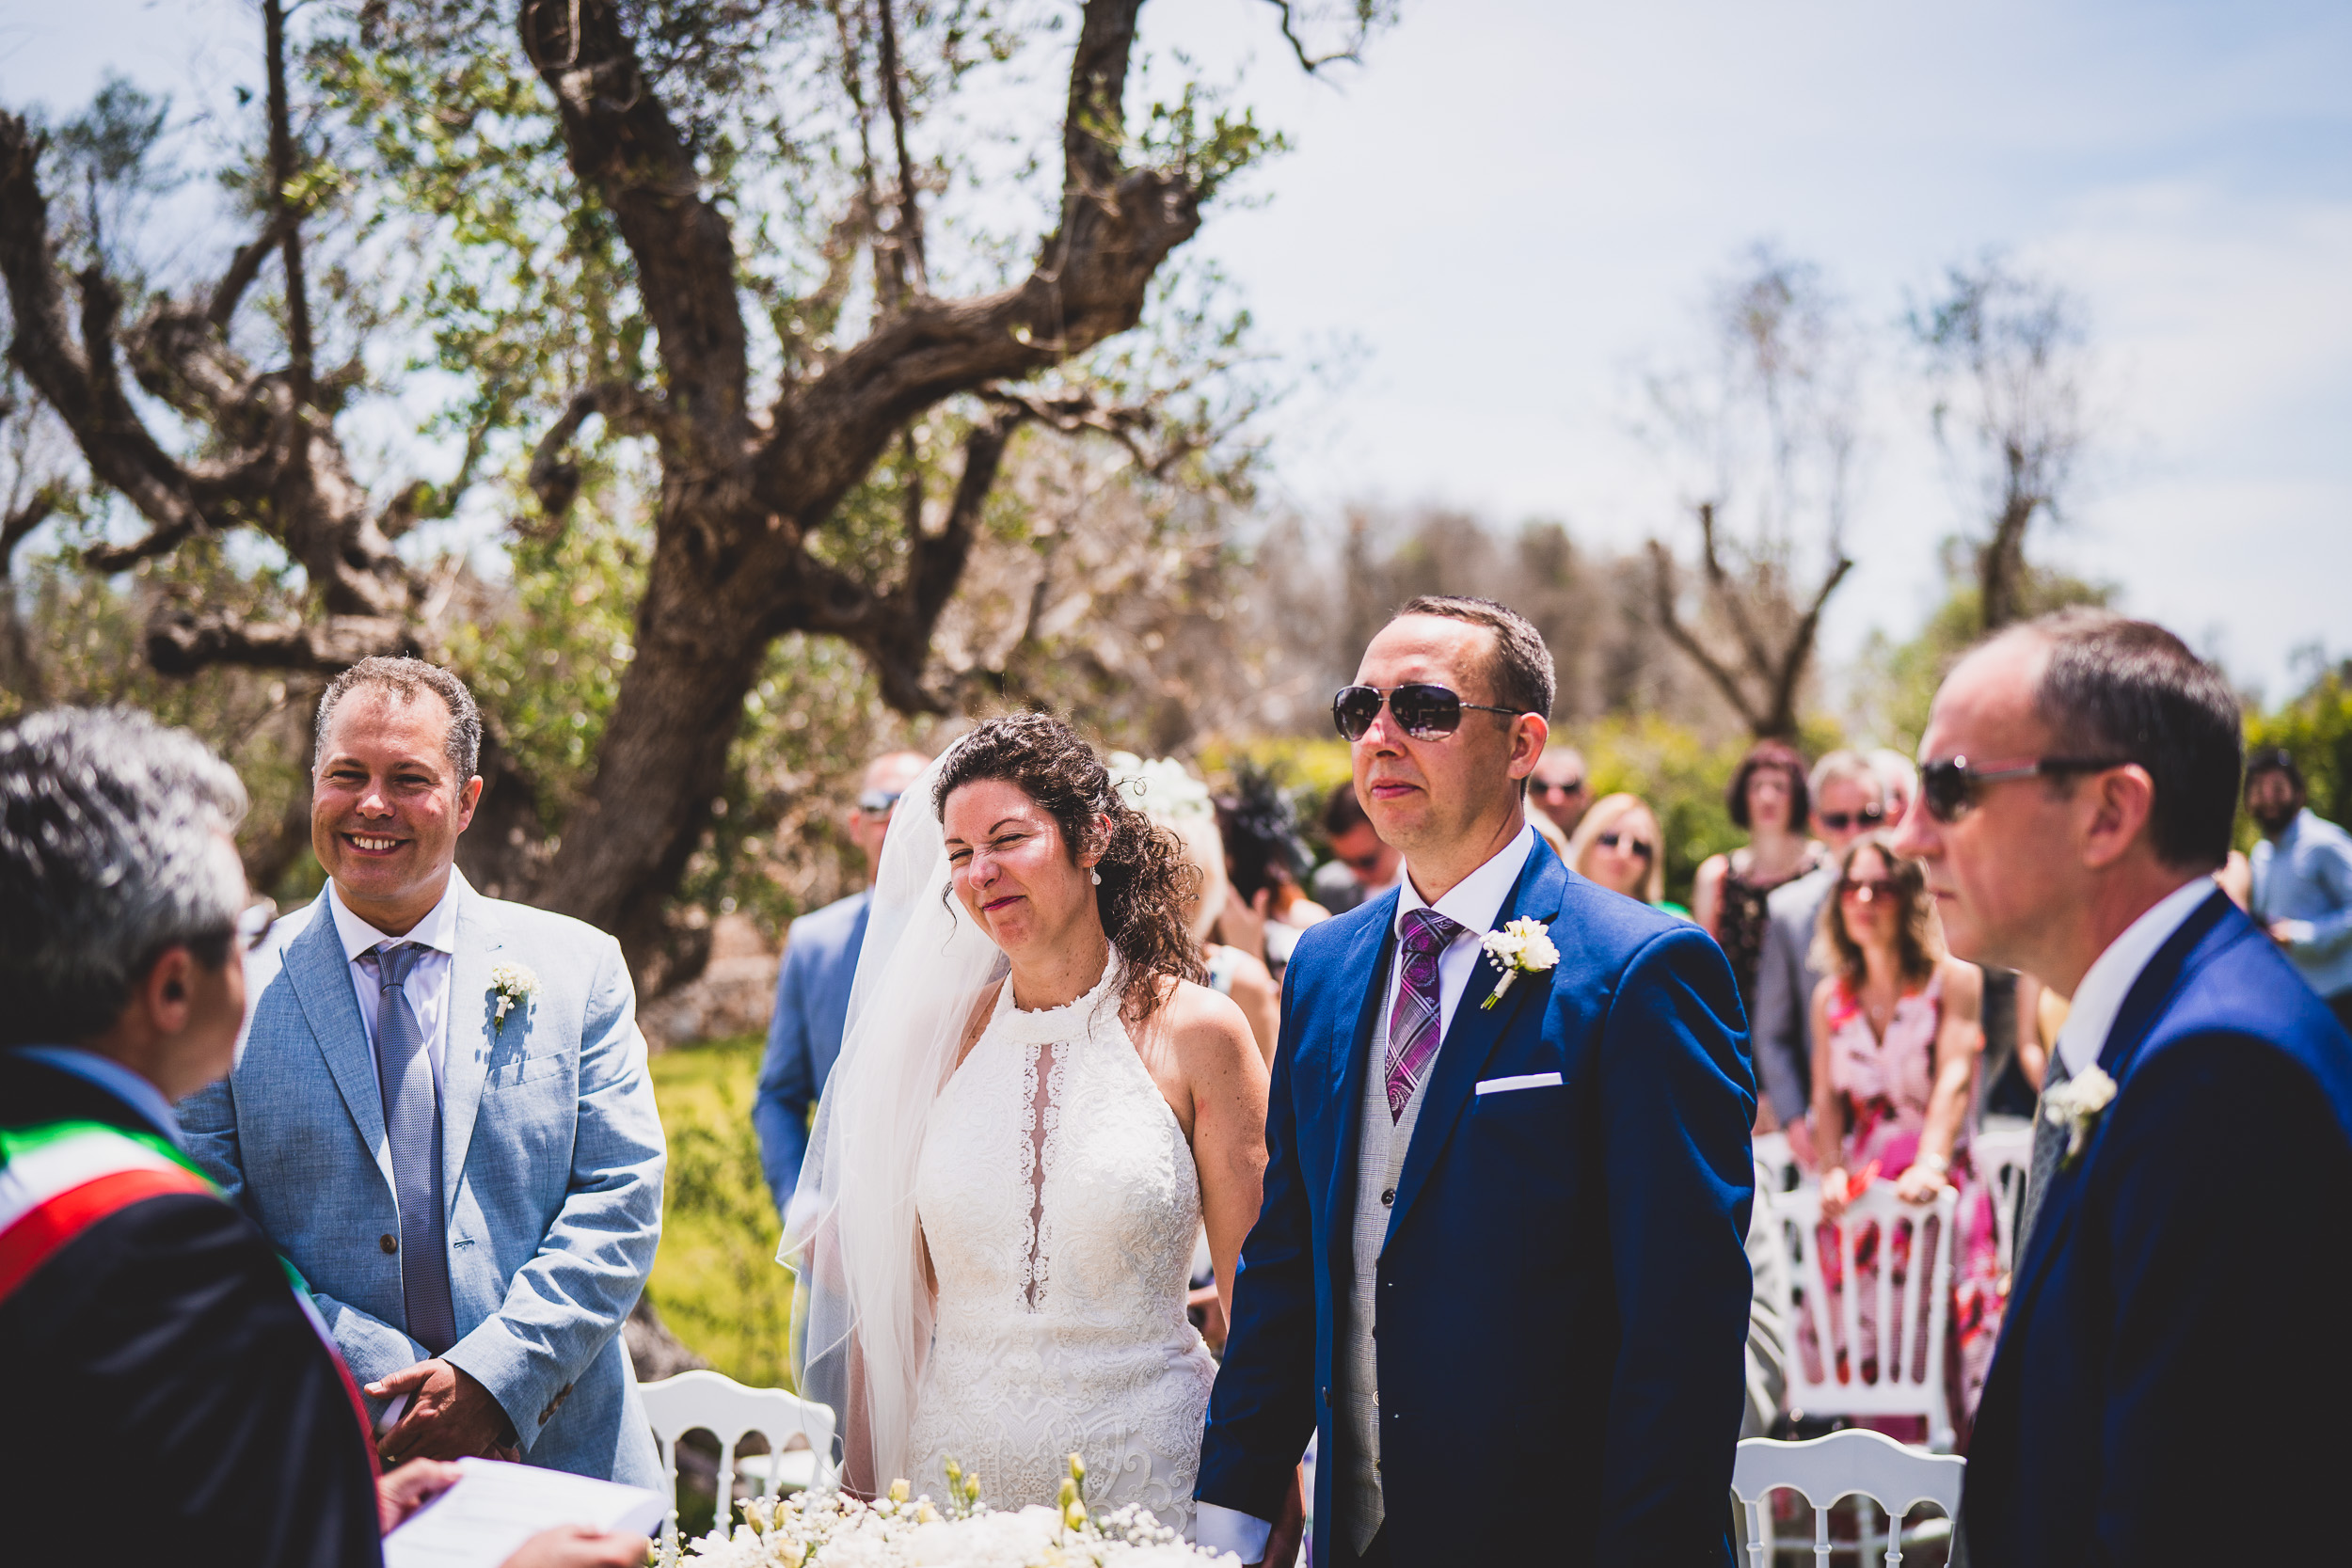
[907, 958, 1216, 1535]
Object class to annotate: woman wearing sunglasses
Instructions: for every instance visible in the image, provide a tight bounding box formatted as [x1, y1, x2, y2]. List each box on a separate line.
[1800, 833, 2002, 1442]
[1565, 792, 1687, 918]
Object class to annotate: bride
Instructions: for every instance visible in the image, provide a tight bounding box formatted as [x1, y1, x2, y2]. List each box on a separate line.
[787, 714, 1270, 1534]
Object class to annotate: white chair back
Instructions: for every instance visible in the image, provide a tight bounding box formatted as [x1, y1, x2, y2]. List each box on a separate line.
[1732, 1430, 1965, 1567]
[1766, 1182, 1961, 1451]
[1972, 1117, 2033, 1272]
[1751, 1130, 1800, 1196]
[639, 1369, 837, 1552]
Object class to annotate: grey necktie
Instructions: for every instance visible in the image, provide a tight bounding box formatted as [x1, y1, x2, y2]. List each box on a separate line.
[2015, 1049, 2074, 1260]
[367, 942, 458, 1355]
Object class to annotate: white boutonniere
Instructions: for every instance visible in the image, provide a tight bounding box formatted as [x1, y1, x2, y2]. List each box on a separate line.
[1479, 917, 1560, 1009]
[488, 962, 540, 1035]
[2043, 1064, 2118, 1169]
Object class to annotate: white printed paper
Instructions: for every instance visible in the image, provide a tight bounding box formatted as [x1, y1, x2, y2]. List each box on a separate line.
[383, 1457, 663, 1568]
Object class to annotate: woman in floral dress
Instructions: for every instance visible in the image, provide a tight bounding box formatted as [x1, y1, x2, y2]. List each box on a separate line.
[1804, 833, 2005, 1441]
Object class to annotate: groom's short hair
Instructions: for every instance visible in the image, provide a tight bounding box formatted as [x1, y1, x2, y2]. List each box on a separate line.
[0, 707, 249, 1046]
[313, 656, 484, 782]
[1392, 595, 1555, 720]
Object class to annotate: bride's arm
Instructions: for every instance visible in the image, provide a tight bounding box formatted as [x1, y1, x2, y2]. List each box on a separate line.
[1172, 986, 1273, 1321]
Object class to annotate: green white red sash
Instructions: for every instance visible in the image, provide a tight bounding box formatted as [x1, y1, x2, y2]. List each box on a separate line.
[0, 1119, 382, 1475]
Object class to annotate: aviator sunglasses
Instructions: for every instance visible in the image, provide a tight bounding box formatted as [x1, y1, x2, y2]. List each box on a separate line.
[1333, 683, 1518, 742]
[1918, 754, 2128, 823]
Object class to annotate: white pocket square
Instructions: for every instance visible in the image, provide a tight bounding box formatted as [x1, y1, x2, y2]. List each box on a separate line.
[1474, 1071, 1564, 1095]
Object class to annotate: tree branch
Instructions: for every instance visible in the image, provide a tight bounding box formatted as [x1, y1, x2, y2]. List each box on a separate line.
[1, 483, 58, 565]
[526, 381, 669, 521]
[144, 607, 414, 676]
[1691, 500, 1782, 689]
[874, 0, 928, 298]
[1762, 550, 1853, 737]
[262, 0, 315, 402]
[1646, 538, 1764, 732]
[208, 209, 299, 328]
[1258, 0, 1375, 72]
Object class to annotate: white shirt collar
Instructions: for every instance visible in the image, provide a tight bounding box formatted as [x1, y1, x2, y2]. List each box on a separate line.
[1394, 821, 1539, 942]
[2053, 877, 2218, 1078]
[325, 865, 469, 962]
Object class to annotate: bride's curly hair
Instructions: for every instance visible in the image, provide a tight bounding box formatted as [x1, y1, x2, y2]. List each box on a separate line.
[933, 712, 1204, 1021]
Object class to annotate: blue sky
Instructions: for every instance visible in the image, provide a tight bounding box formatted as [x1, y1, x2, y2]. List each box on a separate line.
[7, 0, 2348, 705]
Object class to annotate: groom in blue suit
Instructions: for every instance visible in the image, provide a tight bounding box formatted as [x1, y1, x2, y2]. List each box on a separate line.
[180, 657, 666, 1487]
[1893, 611, 2352, 1564]
[1197, 596, 1756, 1566]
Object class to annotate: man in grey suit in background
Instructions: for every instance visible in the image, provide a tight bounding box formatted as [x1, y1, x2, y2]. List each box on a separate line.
[753, 749, 928, 1217]
[1749, 751, 1884, 1129]
[180, 657, 666, 1485]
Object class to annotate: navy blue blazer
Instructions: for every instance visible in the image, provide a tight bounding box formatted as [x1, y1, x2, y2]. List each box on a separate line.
[1963, 889, 2352, 1564]
[1197, 840, 1756, 1565]
[755, 889, 871, 1209]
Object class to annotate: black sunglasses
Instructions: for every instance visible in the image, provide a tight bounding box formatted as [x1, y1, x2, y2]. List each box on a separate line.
[1333, 684, 1518, 742]
[1534, 776, 1586, 798]
[1919, 755, 2129, 823]
[1815, 804, 1886, 833]
[1596, 831, 1654, 862]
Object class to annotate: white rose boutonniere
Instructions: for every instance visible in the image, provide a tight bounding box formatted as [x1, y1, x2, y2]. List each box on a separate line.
[1479, 917, 1560, 1010]
[488, 962, 540, 1035]
[2043, 1064, 2118, 1169]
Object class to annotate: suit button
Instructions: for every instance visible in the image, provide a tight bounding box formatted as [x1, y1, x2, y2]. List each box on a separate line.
[1321, 1386, 1331, 1407]
[380, 1234, 398, 1254]
[1379, 1188, 1395, 1206]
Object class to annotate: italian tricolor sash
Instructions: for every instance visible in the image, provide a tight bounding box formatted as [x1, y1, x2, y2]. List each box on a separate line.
[0, 1119, 381, 1474]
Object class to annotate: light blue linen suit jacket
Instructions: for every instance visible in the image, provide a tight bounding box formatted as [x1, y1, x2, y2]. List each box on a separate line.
[178, 872, 667, 1486]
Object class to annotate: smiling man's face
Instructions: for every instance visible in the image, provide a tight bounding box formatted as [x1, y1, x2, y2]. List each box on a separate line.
[311, 686, 482, 935]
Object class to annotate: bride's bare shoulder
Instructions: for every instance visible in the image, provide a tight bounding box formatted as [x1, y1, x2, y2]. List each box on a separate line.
[1148, 974, 1262, 1079]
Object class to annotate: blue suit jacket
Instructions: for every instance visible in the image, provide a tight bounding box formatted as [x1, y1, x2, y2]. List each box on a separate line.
[754, 889, 870, 1210]
[1961, 890, 2352, 1563]
[178, 876, 667, 1486]
[1197, 841, 1756, 1564]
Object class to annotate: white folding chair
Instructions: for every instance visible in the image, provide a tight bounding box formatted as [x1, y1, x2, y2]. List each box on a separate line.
[1767, 1181, 1961, 1451]
[1751, 1130, 1801, 1196]
[1971, 1117, 2032, 1273]
[639, 1369, 836, 1552]
[1732, 1429, 1965, 1567]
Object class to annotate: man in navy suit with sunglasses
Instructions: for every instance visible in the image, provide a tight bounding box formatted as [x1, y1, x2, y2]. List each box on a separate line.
[1893, 610, 2352, 1566]
[1197, 594, 1756, 1566]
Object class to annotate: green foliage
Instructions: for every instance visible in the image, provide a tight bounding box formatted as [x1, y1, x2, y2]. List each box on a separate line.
[1579, 715, 1752, 907]
[2243, 659, 2352, 846]
[645, 1035, 798, 1391]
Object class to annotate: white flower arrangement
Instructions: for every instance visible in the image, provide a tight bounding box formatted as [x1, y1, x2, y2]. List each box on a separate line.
[488, 961, 540, 1035]
[1104, 753, 1216, 827]
[1479, 916, 1560, 1009]
[2043, 1063, 2119, 1169]
[666, 1457, 1236, 1568]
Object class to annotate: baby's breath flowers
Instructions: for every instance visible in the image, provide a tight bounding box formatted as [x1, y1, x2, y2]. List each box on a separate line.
[1479, 917, 1561, 1009]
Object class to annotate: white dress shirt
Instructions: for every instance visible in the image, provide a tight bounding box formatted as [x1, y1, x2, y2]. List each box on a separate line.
[1196, 822, 1539, 1563]
[326, 870, 465, 1102]
[2052, 877, 2218, 1080]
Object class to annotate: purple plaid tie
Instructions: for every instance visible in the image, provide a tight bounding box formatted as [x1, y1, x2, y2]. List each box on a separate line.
[1385, 907, 1462, 1120]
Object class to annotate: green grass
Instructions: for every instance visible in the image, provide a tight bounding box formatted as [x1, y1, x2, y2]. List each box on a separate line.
[646, 1034, 799, 1391]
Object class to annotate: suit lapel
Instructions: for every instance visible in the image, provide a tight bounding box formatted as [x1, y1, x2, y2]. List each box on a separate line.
[439, 884, 506, 1207]
[2004, 890, 2236, 1314]
[280, 896, 398, 1198]
[1384, 844, 1566, 1246]
[1325, 895, 1398, 1286]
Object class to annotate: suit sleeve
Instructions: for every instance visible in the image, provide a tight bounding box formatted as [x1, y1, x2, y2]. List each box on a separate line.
[754, 923, 818, 1212]
[2090, 1034, 2352, 1559]
[1196, 949, 1321, 1523]
[442, 933, 667, 1449]
[1750, 913, 1807, 1125]
[178, 1056, 430, 1392]
[8, 1194, 383, 1568]
[1596, 926, 1757, 1562]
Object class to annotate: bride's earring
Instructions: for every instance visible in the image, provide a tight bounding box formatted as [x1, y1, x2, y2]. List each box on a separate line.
[1090, 868, 1103, 885]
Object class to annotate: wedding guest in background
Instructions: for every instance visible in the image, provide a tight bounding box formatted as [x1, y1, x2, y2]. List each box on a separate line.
[1216, 769, 1329, 984]
[1199, 596, 1755, 1566]
[755, 749, 929, 1215]
[1693, 741, 1828, 1011]
[1802, 834, 1999, 1437]
[2246, 747, 2352, 1032]
[1746, 751, 1887, 1132]
[179, 658, 666, 1486]
[1308, 781, 1402, 917]
[1868, 748, 1919, 830]
[1894, 611, 2352, 1564]
[0, 708, 644, 1568]
[1566, 791, 1682, 916]
[1530, 743, 1593, 839]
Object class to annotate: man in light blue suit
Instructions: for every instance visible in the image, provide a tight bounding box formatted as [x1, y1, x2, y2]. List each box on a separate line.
[180, 657, 665, 1487]
[1198, 596, 1756, 1567]
[754, 749, 927, 1214]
